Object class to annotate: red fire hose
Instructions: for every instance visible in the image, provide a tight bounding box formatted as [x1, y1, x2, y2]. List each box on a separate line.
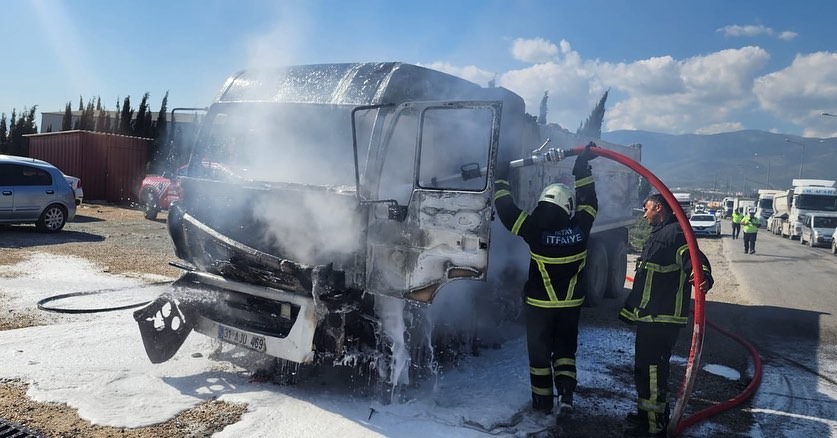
[556, 144, 763, 436]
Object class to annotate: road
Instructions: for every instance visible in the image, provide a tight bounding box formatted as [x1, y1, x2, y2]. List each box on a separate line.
[711, 219, 837, 436]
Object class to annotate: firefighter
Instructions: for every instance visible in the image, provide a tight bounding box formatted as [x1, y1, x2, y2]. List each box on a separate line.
[493, 143, 599, 417]
[740, 209, 760, 254]
[731, 207, 744, 239]
[621, 193, 714, 437]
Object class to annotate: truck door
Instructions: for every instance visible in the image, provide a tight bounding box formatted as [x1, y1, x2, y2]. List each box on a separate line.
[362, 101, 501, 303]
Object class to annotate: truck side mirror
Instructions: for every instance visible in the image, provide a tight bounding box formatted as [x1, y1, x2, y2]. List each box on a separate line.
[460, 162, 482, 181]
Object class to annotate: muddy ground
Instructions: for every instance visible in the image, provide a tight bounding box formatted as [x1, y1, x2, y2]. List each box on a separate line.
[0, 203, 753, 437]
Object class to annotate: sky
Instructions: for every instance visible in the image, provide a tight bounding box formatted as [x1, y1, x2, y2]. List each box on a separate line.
[2, 251, 836, 437]
[2, 0, 837, 139]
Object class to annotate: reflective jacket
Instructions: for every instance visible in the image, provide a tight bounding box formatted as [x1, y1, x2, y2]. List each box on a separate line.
[494, 171, 597, 308]
[619, 216, 712, 326]
[741, 215, 760, 233]
[731, 211, 744, 224]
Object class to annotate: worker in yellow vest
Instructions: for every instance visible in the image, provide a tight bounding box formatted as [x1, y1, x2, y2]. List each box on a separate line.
[740, 209, 760, 254]
[731, 208, 744, 239]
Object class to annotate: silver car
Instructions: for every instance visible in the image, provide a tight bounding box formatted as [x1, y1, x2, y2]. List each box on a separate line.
[0, 155, 77, 232]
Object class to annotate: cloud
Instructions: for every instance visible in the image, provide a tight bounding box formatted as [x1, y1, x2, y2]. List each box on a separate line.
[423, 61, 496, 87]
[695, 122, 745, 135]
[510, 37, 560, 63]
[598, 46, 769, 133]
[754, 51, 837, 137]
[436, 39, 773, 135]
[717, 24, 797, 41]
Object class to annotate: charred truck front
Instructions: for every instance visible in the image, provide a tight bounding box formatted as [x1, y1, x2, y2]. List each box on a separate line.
[135, 62, 640, 386]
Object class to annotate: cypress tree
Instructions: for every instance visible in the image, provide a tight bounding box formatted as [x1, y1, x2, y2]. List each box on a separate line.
[62, 102, 73, 131]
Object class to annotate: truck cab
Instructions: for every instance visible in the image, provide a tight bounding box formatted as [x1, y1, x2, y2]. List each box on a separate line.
[134, 63, 641, 380]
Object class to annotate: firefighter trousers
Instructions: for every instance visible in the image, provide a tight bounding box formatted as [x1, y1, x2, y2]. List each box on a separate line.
[524, 303, 581, 411]
[633, 322, 680, 431]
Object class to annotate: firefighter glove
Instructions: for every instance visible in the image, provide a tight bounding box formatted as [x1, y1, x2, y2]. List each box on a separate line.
[572, 142, 599, 177]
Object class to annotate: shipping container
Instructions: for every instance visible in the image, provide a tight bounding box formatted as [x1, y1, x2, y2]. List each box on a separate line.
[24, 130, 150, 203]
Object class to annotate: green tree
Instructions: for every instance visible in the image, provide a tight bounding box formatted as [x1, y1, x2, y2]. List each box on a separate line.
[62, 102, 73, 131]
[538, 91, 548, 125]
[8, 106, 37, 156]
[120, 96, 133, 135]
[134, 92, 153, 138]
[79, 98, 96, 131]
[148, 91, 170, 172]
[0, 113, 7, 145]
[576, 89, 609, 139]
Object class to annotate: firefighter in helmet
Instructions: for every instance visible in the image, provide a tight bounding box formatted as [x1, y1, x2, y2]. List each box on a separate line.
[493, 143, 599, 417]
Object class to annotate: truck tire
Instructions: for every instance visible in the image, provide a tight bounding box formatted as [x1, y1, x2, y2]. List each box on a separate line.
[583, 238, 609, 307]
[143, 191, 160, 220]
[605, 239, 628, 299]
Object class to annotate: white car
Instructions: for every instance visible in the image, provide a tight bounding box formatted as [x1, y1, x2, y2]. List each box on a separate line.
[63, 174, 84, 205]
[689, 213, 721, 237]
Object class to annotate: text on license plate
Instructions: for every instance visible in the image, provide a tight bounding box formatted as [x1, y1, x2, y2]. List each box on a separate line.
[217, 325, 266, 352]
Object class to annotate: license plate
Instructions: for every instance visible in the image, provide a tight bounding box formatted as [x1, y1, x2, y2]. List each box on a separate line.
[217, 324, 266, 353]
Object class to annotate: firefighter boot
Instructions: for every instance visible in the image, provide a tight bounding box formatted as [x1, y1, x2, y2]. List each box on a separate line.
[532, 393, 554, 414]
[557, 382, 575, 416]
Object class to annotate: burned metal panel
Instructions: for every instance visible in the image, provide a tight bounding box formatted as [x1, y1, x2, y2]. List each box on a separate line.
[215, 63, 489, 107]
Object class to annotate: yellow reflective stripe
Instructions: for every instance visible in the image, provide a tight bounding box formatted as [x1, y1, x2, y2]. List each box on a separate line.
[526, 296, 585, 308]
[553, 358, 575, 367]
[642, 262, 680, 273]
[530, 250, 588, 264]
[534, 260, 560, 302]
[530, 367, 551, 376]
[511, 211, 527, 235]
[649, 364, 658, 410]
[493, 189, 511, 201]
[578, 204, 597, 218]
[640, 269, 654, 308]
[554, 371, 576, 379]
[531, 386, 553, 396]
[495, 179, 510, 185]
[575, 175, 593, 187]
[675, 244, 689, 318]
[622, 312, 689, 325]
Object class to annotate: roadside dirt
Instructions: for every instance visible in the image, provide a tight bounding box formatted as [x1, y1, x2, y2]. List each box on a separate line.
[0, 205, 753, 437]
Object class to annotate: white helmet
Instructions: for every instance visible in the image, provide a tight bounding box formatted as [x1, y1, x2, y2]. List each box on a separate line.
[539, 183, 575, 218]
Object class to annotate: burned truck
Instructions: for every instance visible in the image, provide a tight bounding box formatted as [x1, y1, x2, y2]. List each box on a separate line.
[135, 62, 641, 383]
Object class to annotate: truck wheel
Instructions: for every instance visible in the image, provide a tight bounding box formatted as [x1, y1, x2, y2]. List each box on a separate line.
[583, 239, 609, 307]
[143, 191, 160, 220]
[605, 239, 628, 299]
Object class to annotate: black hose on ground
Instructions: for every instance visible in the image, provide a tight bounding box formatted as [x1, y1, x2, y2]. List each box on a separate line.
[36, 280, 170, 314]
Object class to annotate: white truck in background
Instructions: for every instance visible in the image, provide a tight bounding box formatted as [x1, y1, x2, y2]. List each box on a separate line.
[755, 189, 783, 228]
[770, 179, 837, 239]
[673, 192, 693, 215]
[722, 196, 735, 218]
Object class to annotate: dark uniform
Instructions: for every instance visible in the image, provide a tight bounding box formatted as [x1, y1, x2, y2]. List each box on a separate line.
[620, 214, 712, 436]
[493, 153, 597, 413]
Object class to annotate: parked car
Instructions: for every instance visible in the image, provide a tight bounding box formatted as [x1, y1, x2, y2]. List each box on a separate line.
[0, 154, 76, 232]
[138, 166, 188, 220]
[63, 174, 84, 205]
[689, 213, 721, 237]
[800, 213, 837, 247]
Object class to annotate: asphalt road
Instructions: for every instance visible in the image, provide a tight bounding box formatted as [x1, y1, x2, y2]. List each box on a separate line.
[715, 219, 837, 436]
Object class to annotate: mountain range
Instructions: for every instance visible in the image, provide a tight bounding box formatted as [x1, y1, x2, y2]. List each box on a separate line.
[601, 130, 837, 195]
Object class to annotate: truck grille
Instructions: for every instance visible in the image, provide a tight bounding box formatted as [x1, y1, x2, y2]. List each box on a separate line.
[0, 419, 45, 438]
